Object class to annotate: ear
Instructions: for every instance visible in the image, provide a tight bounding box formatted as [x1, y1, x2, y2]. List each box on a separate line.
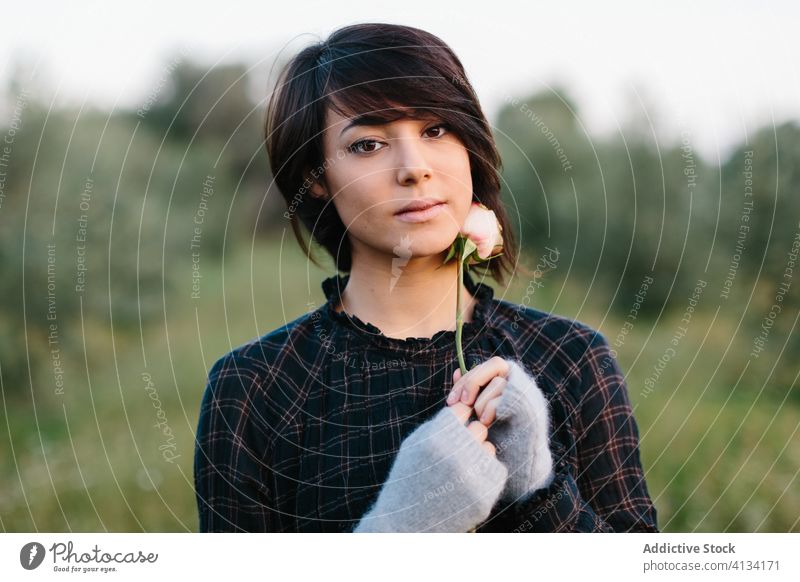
[309, 178, 329, 200]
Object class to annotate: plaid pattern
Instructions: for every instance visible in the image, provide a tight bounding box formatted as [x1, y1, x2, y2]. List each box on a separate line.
[194, 272, 659, 532]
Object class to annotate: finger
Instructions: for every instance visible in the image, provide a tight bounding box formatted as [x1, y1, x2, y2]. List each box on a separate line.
[467, 419, 488, 443]
[447, 369, 463, 404]
[474, 376, 506, 419]
[450, 356, 510, 406]
[458, 357, 510, 405]
[478, 396, 500, 426]
[447, 368, 461, 406]
[448, 401, 473, 425]
[481, 441, 496, 456]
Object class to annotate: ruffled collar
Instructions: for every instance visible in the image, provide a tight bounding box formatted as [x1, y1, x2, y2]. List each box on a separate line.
[321, 270, 496, 353]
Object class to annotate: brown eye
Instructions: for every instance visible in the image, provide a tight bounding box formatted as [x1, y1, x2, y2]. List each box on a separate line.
[348, 139, 384, 154]
[424, 124, 450, 138]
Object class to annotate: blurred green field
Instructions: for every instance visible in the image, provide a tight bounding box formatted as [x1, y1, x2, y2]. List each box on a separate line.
[2, 240, 797, 532]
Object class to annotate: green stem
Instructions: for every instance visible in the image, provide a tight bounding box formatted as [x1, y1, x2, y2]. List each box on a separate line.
[455, 238, 474, 533]
[456, 241, 467, 376]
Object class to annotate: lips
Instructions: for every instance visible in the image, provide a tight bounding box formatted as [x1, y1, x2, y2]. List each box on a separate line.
[395, 198, 445, 215]
[394, 200, 446, 223]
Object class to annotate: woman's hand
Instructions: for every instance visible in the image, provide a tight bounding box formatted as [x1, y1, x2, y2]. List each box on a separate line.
[447, 400, 498, 457]
[446, 356, 510, 427]
[446, 356, 556, 502]
[353, 404, 509, 532]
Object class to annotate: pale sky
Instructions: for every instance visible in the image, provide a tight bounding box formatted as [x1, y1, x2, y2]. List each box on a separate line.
[2, 0, 798, 161]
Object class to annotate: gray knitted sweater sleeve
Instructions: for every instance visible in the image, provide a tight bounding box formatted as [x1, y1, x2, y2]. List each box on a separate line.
[353, 405, 509, 533]
[489, 358, 556, 503]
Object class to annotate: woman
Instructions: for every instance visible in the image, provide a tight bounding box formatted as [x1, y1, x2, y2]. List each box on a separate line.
[193, 22, 659, 533]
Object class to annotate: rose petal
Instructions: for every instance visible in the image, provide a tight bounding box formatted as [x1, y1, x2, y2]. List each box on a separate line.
[460, 201, 503, 260]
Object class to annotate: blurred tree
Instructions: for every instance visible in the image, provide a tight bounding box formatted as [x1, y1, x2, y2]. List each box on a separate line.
[495, 88, 705, 317]
[133, 59, 279, 232]
[717, 122, 800, 402]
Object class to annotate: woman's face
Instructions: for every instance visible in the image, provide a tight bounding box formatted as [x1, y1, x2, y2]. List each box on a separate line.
[310, 105, 473, 264]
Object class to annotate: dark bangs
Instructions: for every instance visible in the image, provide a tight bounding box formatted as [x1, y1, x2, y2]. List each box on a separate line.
[265, 22, 518, 285]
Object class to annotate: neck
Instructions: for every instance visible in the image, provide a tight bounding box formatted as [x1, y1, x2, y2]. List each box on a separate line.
[334, 247, 478, 340]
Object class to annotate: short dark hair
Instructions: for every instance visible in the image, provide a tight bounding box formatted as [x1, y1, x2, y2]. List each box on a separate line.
[265, 22, 518, 285]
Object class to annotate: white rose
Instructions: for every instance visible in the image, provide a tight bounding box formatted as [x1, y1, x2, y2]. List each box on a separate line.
[460, 201, 504, 262]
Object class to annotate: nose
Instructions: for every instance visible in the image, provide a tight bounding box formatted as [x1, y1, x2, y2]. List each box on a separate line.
[395, 135, 433, 186]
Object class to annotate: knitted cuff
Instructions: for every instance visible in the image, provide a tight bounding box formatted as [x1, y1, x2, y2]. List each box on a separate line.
[489, 359, 555, 502]
[354, 406, 508, 532]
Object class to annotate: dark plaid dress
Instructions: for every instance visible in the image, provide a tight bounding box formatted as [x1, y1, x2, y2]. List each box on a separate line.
[194, 272, 659, 532]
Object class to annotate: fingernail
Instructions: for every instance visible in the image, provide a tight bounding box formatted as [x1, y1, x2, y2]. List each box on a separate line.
[447, 391, 456, 404]
[461, 391, 469, 403]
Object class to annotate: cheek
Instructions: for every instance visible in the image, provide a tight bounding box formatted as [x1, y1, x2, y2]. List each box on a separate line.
[440, 145, 472, 196]
[329, 172, 387, 233]
[443, 149, 474, 220]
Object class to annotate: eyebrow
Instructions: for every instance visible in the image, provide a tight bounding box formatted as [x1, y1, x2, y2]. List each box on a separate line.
[338, 110, 436, 138]
[339, 115, 389, 138]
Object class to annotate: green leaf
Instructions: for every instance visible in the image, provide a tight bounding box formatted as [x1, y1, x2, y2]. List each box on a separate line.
[461, 237, 477, 262]
[443, 239, 458, 264]
[443, 234, 501, 267]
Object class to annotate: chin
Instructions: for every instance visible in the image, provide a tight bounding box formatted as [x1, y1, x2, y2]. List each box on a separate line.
[379, 212, 458, 251]
[386, 233, 455, 258]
